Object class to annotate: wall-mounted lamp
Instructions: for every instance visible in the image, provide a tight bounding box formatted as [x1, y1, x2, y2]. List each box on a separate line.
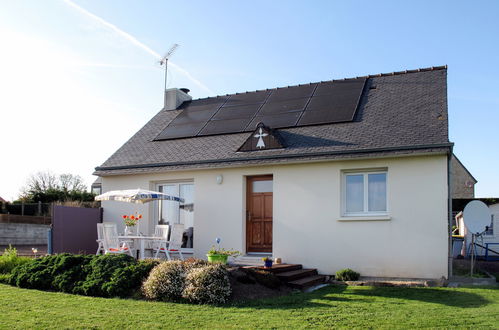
[216, 174, 223, 185]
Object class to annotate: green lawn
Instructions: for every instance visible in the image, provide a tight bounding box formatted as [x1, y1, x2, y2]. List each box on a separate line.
[1, 284, 498, 329]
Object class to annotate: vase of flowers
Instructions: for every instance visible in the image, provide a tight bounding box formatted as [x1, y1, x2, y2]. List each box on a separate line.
[122, 213, 142, 236]
[262, 257, 273, 268]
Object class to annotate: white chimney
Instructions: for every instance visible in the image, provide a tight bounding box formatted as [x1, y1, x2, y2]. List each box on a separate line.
[164, 88, 192, 110]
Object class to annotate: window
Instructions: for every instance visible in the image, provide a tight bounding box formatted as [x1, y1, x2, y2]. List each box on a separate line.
[485, 214, 494, 235]
[156, 182, 194, 249]
[343, 171, 387, 216]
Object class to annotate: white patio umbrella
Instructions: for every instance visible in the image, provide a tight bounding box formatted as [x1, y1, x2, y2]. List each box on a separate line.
[95, 188, 185, 234]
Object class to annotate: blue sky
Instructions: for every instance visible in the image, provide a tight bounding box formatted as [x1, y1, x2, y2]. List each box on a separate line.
[0, 0, 498, 199]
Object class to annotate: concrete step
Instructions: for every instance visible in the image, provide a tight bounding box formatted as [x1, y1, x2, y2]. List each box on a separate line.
[253, 264, 303, 274]
[276, 268, 318, 282]
[287, 275, 327, 289]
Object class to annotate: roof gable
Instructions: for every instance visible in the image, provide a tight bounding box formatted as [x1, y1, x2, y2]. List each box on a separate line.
[238, 123, 285, 152]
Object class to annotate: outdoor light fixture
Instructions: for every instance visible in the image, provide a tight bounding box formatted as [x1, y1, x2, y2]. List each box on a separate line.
[216, 174, 223, 185]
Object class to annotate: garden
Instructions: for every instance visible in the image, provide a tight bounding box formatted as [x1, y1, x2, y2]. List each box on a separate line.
[1, 247, 498, 328]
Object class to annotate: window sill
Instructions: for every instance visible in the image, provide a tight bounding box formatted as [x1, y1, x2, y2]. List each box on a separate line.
[337, 215, 391, 222]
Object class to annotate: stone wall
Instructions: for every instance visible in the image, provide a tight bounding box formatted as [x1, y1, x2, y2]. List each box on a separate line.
[0, 223, 49, 245]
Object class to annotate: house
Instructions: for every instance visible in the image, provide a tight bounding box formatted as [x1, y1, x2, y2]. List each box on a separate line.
[450, 155, 477, 198]
[95, 66, 453, 279]
[453, 198, 499, 258]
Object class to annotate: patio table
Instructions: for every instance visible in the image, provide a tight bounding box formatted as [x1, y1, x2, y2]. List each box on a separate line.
[118, 235, 169, 259]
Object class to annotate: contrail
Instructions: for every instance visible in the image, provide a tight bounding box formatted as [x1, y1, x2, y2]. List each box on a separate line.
[62, 0, 214, 94]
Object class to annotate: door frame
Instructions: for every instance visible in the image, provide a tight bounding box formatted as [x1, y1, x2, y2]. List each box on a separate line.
[245, 175, 273, 253]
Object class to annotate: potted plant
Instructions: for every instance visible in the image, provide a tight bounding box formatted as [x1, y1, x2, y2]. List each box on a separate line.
[262, 256, 273, 268]
[206, 238, 240, 264]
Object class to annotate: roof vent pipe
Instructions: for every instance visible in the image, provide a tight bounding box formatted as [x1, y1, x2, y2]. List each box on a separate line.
[164, 88, 192, 111]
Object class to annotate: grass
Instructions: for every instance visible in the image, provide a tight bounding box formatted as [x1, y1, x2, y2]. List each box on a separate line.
[1, 284, 498, 329]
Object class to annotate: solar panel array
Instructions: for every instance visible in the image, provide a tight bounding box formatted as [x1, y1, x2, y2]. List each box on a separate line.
[154, 78, 366, 140]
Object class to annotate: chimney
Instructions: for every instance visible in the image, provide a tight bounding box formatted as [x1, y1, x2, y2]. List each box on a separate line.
[164, 88, 192, 110]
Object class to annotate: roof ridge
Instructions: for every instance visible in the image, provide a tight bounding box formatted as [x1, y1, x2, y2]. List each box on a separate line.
[190, 65, 448, 101]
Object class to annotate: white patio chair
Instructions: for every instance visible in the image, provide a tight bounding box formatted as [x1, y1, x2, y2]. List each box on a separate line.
[96, 222, 115, 255]
[151, 225, 169, 258]
[102, 223, 133, 256]
[96, 223, 104, 255]
[153, 223, 184, 260]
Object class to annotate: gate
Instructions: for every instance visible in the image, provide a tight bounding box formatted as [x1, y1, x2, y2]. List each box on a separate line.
[52, 205, 102, 254]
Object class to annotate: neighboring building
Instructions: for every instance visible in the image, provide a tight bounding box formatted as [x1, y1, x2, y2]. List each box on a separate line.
[91, 177, 102, 195]
[0, 196, 6, 203]
[450, 155, 477, 198]
[95, 66, 453, 279]
[453, 198, 499, 257]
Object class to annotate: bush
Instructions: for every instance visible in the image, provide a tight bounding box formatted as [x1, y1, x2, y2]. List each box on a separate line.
[8, 253, 154, 298]
[183, 264, 231, 304]
[104, 259, 159, 297]
[0, 246, 31, 274]
[9, 254, 92, 291]
[73, 254, 137, 297]
[142, 260, 186, 301]
[335, 268, 360, 281]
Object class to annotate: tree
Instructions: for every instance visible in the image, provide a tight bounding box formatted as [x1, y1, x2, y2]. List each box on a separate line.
[19, 171, 94, 203]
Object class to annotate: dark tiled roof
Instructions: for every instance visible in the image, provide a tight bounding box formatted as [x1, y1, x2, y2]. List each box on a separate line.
[95, 66, 451, 175]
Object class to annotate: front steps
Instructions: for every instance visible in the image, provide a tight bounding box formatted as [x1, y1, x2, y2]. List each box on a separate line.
[251, 263, 327, 290]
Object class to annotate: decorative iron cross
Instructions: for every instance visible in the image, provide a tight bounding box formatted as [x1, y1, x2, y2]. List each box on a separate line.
[254, 128, 268, 149]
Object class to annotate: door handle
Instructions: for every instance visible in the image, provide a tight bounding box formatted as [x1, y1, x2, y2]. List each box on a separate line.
[247, 211, 251, 221]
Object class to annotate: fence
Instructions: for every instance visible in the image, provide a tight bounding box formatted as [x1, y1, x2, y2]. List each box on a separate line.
[52, 205, 102, 254]
[0, 202, 51, 216]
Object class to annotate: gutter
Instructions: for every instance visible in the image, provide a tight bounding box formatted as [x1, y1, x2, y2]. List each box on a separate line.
[447, 145, 454, 279]
[95, 142, 454, 172]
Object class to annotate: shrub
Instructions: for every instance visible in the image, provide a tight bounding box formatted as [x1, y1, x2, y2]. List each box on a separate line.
[0, 246, 31, 274]
[73, 254, 136, 297]
[335, 268, 360, 281]
[142, 260, 186, 301]
[183, 264, 231, 304]
[103, 259, 159, 297]
[9, 254, 92, 291]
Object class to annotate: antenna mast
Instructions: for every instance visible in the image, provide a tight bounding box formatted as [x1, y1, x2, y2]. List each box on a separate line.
[159, 43, 179, 91]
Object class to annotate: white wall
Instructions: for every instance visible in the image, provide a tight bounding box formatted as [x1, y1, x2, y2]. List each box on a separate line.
[101, 154, 449, 279]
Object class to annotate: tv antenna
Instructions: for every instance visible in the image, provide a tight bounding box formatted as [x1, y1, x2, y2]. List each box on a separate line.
[159, 43, 179, 91]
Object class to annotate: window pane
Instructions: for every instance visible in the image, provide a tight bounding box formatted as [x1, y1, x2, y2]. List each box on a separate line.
[160, 185, 178, 224]
[346, 174, 364, 213]
[253, 180, 273, 193]
[179, 184, 194, 228]
[368, 173, 387, 212]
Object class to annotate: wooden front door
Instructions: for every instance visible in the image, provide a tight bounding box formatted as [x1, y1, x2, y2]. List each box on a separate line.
[246, 176, 273, 253]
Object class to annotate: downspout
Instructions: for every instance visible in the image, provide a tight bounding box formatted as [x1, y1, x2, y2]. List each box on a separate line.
[447, 147, 454, 279]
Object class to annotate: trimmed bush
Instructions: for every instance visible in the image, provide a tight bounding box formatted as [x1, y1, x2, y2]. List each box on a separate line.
[335, 268, 360, 281]
[183, 264, 231, 304]
[73, 254, 137, 297]
[142, 260, 186, 301]
[0, 246, 31, 274]
[104, 259, 159, 297]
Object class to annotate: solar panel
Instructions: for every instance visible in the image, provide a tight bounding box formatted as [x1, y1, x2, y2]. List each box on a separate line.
[213, 103, 262, 120]
[198, 118, 252, 136]
[266, 84, 317, 102]
[155, 122, 206, 140]
[298, 78, 366, 125]
[258, 97, 309, 115]
[154, 78, 365, 140]
[224, 90, 271, 107]
[246, 112, 302, 131]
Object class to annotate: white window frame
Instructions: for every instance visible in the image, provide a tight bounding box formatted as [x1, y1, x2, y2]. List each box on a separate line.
[342, 170, 388, 217]
[154, 181, 194, 253]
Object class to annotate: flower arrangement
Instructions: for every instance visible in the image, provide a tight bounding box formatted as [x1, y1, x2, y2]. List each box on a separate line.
[122, 213, 142, 227]
[207, 246, 240, 257]
[262, 256, 273, 268]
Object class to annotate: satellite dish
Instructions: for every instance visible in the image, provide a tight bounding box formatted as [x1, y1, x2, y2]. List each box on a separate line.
[463, 200, 491, 234]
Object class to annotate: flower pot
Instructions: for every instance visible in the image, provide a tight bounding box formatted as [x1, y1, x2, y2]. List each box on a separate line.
[264, 260, 273, 268]
[207, 254, 229, 264]
[124, 225, 135, 236]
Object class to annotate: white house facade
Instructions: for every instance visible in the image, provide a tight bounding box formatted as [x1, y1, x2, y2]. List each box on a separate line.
[95, 66, 453, 280]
